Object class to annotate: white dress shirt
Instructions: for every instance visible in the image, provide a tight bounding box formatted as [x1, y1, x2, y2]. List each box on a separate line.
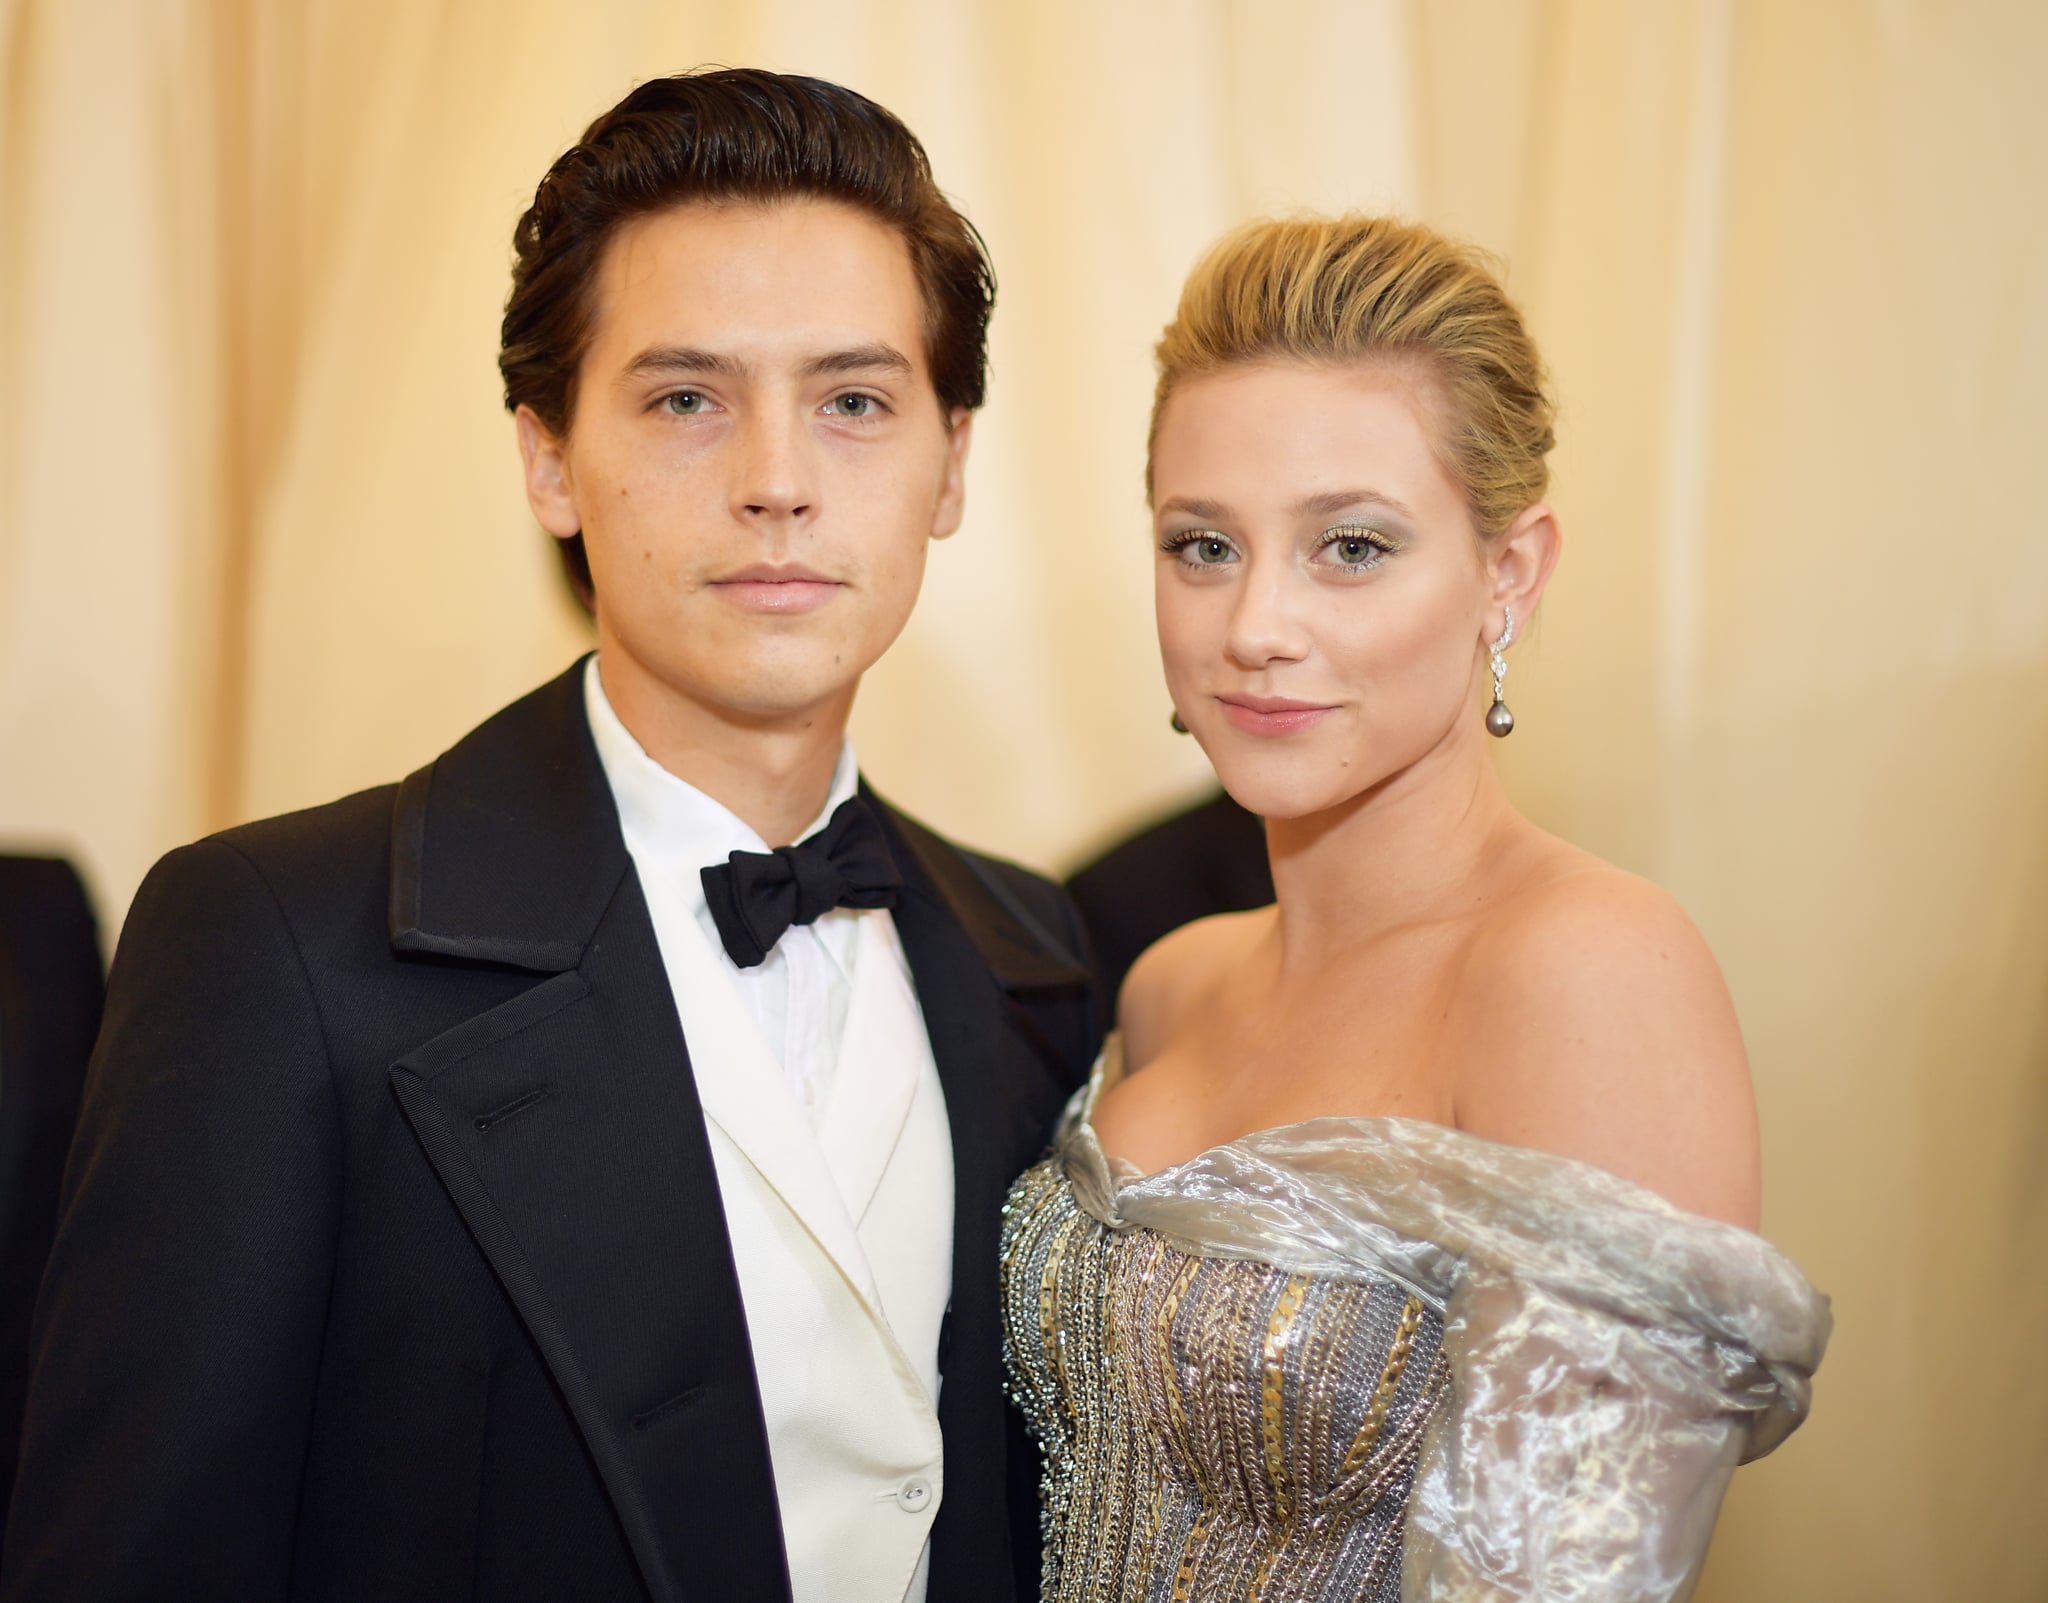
[583, 657, 953, 1603]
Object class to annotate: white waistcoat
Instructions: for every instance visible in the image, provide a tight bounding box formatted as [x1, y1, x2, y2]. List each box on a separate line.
[584, 668, 954, 1603]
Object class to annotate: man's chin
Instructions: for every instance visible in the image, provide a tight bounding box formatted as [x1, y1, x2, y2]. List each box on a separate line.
[599, 642, 865, 734]
[681, 667, 866, 732]
[714, 695, 858, 731]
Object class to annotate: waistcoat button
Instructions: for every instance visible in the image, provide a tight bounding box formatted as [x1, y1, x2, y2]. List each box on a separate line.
[896, 1476, 933, 1514]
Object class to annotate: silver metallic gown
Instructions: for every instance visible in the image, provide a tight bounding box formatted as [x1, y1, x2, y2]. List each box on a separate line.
[999, 1043, 1831, 1603]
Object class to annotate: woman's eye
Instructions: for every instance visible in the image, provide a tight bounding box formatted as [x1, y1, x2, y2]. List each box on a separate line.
[664, 391, 707, 415]
[1315, 528, 1391, 570]
[1183, 536, 1234, 565]
[826, 392, 876, 418]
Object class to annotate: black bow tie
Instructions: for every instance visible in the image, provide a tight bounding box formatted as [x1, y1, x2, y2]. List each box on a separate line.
[700, 795, 904, 969]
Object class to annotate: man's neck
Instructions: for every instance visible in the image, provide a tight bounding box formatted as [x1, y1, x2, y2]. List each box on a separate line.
[595, 652, 853, 848]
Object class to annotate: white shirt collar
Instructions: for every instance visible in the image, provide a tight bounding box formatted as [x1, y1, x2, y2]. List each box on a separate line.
[582, 654, 860, 882]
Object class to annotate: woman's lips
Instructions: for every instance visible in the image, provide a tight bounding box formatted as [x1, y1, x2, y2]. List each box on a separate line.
[1216, 694, 1337, 736]
[710, 565, 844, 614]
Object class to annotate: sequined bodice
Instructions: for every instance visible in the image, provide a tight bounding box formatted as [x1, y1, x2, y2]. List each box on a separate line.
[1001, 1153, 1450, 1603]
[998, 1041, 1830, 1603]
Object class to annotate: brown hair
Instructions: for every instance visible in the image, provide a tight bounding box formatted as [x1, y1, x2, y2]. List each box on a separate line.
[500, 68, 996, 604]
[1149, 215, 1554, 537]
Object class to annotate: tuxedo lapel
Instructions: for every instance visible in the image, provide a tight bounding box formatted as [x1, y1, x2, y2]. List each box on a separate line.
[816, 915, 924, 1230]
[653, 887, 883, 1310]
[873, 787, 1092, 1171]
[373, 674, 1089, 1603]
[869, 789, 1093, 1602]
[383, 666, 790, 1603]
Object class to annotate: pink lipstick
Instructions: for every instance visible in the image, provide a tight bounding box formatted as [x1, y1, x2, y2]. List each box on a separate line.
[1216, 693, 1337, 736]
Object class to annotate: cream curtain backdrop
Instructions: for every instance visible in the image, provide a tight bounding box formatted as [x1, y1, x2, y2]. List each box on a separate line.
[2, 2, 2044, 1597]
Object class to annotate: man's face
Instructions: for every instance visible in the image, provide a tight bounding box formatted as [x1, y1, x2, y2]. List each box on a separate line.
[518, 198, 971, 735]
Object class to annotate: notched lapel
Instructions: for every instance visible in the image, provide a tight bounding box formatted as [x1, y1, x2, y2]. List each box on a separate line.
[388, 664, 628, 974]
[657, 899, 884, 1310]
[390, 885, 791, 1603]
[873, 790, 1091, 998]
[871, 788, 1090, 1137]
[394, 970, 590, 1085]
[384, 664, 792, 1603]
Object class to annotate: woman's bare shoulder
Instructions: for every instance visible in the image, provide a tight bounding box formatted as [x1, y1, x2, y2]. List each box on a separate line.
[1451, 851, 1762, 1228]
[1116, 907, 1270, 1073]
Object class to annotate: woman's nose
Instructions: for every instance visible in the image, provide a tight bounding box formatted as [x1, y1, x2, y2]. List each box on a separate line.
[1223, 564, 1310, 669]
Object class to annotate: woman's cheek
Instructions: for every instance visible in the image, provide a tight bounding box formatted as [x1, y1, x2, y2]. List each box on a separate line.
[1154, 589, 1216, 676]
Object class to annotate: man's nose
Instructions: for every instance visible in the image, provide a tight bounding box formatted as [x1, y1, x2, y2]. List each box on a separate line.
[730, 407, 816, 524]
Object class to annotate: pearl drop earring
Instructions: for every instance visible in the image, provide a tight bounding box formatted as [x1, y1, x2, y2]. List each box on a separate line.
[1485, 607, 1516, 738]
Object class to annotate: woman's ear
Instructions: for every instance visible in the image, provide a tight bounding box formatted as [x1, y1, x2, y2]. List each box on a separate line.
[1488, 502, 1563, 625]
[516, 405, 582, 539]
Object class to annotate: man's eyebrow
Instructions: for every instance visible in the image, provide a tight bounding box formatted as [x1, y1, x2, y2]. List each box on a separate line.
[1290, 488, 1417, 520]
[616, 343, 915, 383]
[620, 346, 746, 380]
[799, 343, 915, 380]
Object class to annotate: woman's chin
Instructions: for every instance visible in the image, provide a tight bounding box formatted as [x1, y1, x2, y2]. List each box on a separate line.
[1211, 767, 1363, 824]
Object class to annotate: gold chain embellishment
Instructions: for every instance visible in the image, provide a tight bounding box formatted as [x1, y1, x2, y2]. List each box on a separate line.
[1152, 1250, 1204, 1475]
[1000, 1156, 1448, 1603]
[1337, 1294, 1426, 1481]
[1260, 1274, 1311, 1527]
[1170, 1513, 1210, 1603]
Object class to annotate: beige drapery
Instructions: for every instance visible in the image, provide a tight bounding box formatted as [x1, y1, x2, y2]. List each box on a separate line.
[3, 3, 2044, 1595]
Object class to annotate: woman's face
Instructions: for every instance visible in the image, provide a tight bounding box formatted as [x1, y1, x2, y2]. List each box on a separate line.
[1151, 358, 1500, 820]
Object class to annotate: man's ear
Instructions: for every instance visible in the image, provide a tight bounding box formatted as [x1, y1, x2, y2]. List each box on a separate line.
[516, 405, 582, 539]
[1487, 501, 1562, 627]
[929, 408, 975, 541]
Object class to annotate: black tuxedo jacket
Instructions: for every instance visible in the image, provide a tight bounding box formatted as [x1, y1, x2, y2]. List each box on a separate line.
[1, 665, 1100, 1603]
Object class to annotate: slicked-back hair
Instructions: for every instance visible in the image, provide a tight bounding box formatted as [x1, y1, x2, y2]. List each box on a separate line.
[499, 68, 996, 605]
[1150, 215, 1554, 539]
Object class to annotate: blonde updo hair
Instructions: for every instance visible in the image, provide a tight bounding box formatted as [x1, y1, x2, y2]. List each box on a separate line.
[1149, 215, 1555, 538]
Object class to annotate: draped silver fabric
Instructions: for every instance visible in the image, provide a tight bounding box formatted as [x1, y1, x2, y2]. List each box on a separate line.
[999, 1044, 1831, 1602]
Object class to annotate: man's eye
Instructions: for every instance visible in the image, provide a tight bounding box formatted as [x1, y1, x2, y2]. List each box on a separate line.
[827, 393, 876, 418]
[664, 391, 707, 415]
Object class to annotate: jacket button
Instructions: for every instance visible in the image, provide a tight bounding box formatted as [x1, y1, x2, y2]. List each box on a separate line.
[896, 1476, 934, 1514]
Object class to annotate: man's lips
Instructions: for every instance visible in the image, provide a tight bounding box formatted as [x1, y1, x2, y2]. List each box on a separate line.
[1215, 693, 1338, 736]
[708, 564, 845, 614]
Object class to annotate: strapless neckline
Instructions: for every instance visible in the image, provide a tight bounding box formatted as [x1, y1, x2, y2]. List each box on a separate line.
[1079, 1030, 1699, 1212]
[1051, 1033, 1828, 1374]
[1002, 1039, 1833, 1602]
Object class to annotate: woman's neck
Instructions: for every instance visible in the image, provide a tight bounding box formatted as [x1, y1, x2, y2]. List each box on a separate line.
[1264, 738, 1523, 969]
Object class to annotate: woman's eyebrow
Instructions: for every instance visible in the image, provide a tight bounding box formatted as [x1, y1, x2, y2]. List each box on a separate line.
[1159, 490, 1421, 523]
[1156, 496, 1234, 522]
[1290, 487, 1416, 520]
